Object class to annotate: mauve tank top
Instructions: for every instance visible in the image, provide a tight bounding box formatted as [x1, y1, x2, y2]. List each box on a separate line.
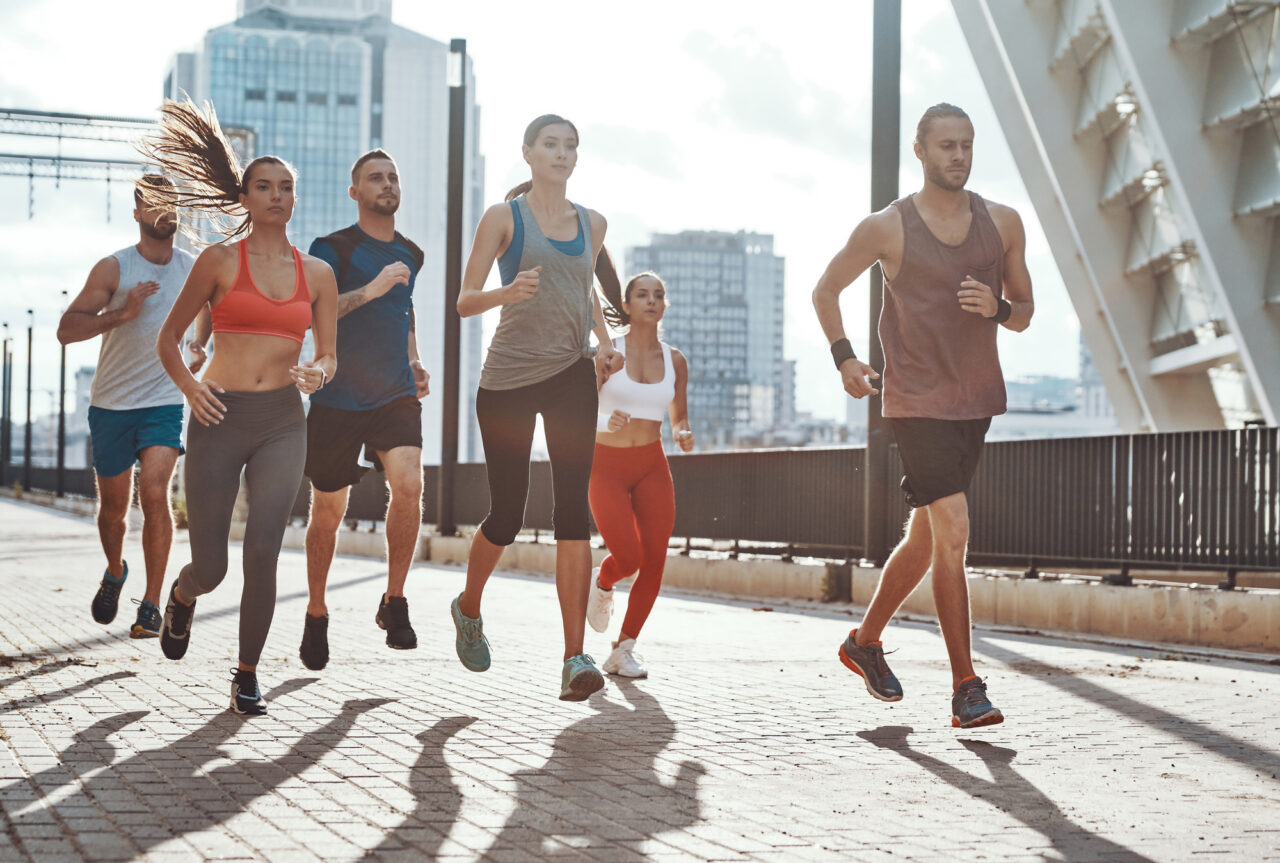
[879, 192, 1007, 420]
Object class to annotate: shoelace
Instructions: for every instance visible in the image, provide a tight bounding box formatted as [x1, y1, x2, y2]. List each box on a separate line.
[458, 615, 482, 642]
[231, 669, 260, 699]
[620, 646, 645, 667]
[958, 680, 988, 705]
[868, 644, 896, 677]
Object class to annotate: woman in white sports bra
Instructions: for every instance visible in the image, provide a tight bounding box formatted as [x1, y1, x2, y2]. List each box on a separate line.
[586, 269, 694, 678]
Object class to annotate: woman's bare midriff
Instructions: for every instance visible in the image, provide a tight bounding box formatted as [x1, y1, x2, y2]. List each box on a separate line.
[595, 418, 662, 448]
[202, 332, 303, 391]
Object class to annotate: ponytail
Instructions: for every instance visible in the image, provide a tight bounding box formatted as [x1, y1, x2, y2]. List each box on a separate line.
[596, 246, 628, 329]
[136, 98, 295, 241]
[504, 181, 532, 202]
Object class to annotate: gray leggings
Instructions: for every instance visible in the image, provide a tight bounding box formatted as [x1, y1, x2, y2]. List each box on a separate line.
[177, 385, 305, 667]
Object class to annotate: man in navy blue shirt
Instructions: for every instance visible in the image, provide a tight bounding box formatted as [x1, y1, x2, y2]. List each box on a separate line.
[301, 149, 429, 668]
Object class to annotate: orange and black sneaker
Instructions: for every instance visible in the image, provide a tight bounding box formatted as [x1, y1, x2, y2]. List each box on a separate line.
[838, 629, 903, 702]
[951, 675, 1003, 728]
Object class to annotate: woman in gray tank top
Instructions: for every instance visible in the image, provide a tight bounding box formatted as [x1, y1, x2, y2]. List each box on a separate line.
[453, 114, 623, 701]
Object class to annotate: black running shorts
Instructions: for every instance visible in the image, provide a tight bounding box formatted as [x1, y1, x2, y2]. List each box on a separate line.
[305, 395, 423, 492]
[888, 416, 992, 508]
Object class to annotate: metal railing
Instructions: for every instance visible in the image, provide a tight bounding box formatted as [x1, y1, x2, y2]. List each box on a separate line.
[11, 427, 1278, 575]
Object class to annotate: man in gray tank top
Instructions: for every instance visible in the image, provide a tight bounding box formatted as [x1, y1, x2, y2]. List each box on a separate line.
[812, 104, 1036, 729]
[57, 176, 205, 641]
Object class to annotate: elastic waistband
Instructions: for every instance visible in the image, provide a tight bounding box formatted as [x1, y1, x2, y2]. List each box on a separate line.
[215, 384, 302, 414]
[593, 439, 667, 465]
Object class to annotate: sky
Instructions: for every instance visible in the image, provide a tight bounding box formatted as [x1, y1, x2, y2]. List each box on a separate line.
[0, 0, 1080, 426]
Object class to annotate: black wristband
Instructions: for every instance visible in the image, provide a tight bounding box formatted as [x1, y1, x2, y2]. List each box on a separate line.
[830, 338, 856, 369]
[989, 298, 1012, 324]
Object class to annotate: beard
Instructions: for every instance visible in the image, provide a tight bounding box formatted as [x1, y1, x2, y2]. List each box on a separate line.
[927, 163, 969, 192]
[140, 219, 177, 240]
[368, 196, 399, 216]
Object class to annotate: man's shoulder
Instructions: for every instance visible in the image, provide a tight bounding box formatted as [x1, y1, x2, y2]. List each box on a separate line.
[312, 224, 363, 252]
[393, 232, 425, 269]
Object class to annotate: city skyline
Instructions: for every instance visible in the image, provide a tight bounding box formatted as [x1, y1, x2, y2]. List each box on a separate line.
[0, 0, 1083, 434]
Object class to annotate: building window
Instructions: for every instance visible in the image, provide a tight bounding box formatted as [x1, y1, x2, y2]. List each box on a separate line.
[337, 94, 357, 106]
[307, 93, 328, 106]
[245, 88, 266, 101]
[276, 91, 297, 102]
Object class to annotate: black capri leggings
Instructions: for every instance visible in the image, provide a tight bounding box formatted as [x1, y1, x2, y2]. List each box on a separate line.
[476, 357, 598, 545]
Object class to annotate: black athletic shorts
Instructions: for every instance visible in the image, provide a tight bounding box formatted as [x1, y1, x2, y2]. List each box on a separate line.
[888, 416, 992, 508]
[305, 394, 423, 492]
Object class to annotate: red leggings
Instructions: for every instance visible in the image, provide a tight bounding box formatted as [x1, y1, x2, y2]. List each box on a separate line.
[588, 441, 675, 639]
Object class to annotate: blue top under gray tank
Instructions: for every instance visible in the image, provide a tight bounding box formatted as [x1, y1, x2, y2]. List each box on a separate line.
[308, 225, 424, 412]
[480, 195, 596, 391]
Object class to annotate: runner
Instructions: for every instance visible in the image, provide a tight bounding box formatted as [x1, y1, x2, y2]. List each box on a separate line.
[586, 269, 694, 678]
[300, 149, 428, 669]
[56, 175, 202, 640]
[811, 103, 1034, 728]
[140, 99, 338, 715]
[453, 113, 624, 701]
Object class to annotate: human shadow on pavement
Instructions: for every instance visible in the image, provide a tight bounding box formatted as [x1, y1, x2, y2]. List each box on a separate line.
[972, 634, 1280, 782]
[478, 679, 705, 860]
[1, 678, 390, 859]
[357, 715, 477, 861]
[0, 670, 136, 715]
[0, 657, 96, 690]
[858, 726, 1156, 863]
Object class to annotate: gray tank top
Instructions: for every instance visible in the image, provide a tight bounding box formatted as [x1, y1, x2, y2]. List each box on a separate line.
[90, 245, 194, 410]
[880, 192, 1007, 420]
[479, 196, 595, 390]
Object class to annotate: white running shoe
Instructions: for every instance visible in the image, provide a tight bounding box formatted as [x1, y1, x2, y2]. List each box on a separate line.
[602, 638, 647, 678]
[586, 566, 614, 633]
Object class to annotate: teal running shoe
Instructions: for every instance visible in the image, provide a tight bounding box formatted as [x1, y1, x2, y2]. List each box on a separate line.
[450, 594, 491, 672]
[560, 654, 605, 701]
[91, 561, 128, 624]
[130, 599, 161, 639]
[952, 676, 1004, 728]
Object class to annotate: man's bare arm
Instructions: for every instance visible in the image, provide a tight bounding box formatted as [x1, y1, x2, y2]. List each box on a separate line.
[336, 261, 411, 319]
[997, 207, 1034, 333]
[57, 257, 159, 344]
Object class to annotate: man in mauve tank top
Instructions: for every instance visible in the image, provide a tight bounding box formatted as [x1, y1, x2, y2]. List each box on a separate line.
[57, 175, 205, 643]
[812, 104, 1035, 729]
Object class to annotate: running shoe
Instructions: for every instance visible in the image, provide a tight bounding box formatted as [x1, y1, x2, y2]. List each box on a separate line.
[91, 561, 128, 625]
[230, 668, 267, 716]
[838, 629, 904, 702]
[601, 638, 647, 678]
[375, 594, 417, 650]
[130, 599, 161, 639]
[299, 613, 329, 670]
[586, 566, 614, 633]
[560, 654, 605, 701]
[160, 583, 196, 661]
[450, 594, 490, 672]
[951, 676, 1004, 728]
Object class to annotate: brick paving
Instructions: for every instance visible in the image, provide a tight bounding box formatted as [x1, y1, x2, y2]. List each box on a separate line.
[0, 496, 1277, 862]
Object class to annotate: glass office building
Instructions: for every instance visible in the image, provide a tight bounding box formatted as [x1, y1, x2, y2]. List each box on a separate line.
[628, 231, 788, 448]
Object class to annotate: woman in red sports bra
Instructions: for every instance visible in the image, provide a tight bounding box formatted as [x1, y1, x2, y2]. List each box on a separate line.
[144, 99, 338, 716]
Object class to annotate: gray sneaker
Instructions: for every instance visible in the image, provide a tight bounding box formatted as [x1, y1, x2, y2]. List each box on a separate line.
[838, 629, 903, 702]
[450, 594, 491, 672]
[951, 676, 1003, 728]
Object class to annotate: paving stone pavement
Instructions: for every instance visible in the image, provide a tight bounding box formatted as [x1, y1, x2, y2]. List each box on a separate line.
[0, 496, 1277, 863]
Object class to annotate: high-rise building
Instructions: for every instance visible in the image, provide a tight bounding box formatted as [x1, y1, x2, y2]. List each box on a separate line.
[163, 0, 485, 462]
[627, 231, 788, 448]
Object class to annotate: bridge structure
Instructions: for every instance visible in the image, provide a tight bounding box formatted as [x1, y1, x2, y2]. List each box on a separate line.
[954, 0, 1280, 431]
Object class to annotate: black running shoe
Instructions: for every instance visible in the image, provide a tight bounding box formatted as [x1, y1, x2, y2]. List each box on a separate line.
[91, 561, 128, 625]
[952, 676, 1004, 729]
[375, 594, 417, 650]
[299, 613, 329, 670]
[160, 583, 196, 661]
[230, 668, 267, 716]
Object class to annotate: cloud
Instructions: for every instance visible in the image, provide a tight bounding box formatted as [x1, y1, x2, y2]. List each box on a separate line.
[682, 30, 868, 158]
[579, 124, 683, 181]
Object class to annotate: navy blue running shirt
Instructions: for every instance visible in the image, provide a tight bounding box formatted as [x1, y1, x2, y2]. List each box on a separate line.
[308, 225, 425, 411]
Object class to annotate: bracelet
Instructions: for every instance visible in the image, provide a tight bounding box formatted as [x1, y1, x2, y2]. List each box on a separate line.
[830, 338, 856, 369]
[989, 298, 1012, 324]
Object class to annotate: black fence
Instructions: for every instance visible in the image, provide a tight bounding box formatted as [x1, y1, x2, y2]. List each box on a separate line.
[10, 427, 1278, 574]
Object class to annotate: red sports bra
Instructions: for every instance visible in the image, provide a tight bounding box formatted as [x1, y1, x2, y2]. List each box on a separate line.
[210, 240, 312, 344]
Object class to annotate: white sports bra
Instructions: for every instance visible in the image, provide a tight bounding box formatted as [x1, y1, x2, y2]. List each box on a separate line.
[597, 336, 676, 428]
